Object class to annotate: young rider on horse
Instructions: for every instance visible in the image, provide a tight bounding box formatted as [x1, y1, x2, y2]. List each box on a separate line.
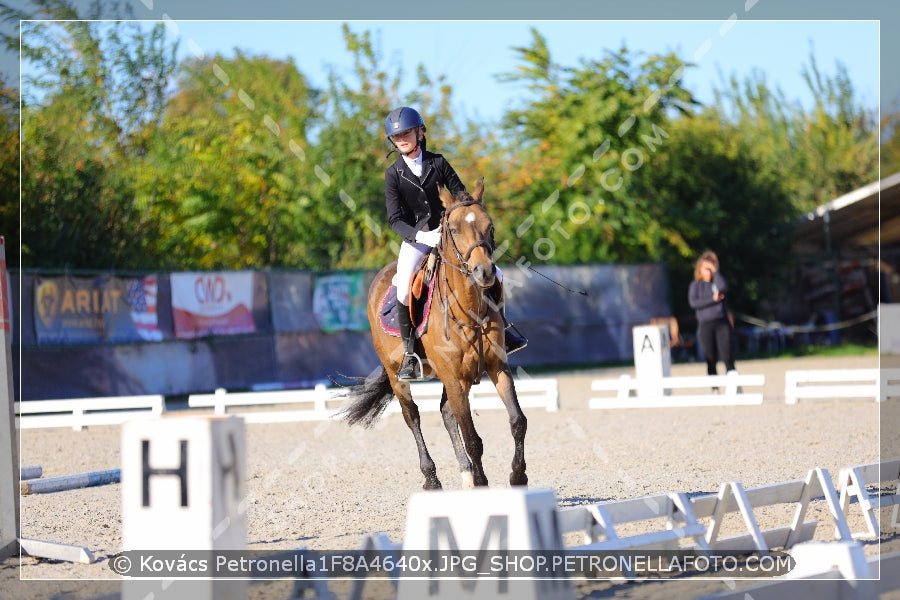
[383, 106, 527, 381]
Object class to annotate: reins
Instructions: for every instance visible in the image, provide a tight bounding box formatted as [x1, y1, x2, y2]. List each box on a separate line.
[433, 198, 495, 383]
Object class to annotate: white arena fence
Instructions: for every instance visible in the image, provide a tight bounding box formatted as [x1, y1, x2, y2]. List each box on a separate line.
[837, 458, 900, 538]
[186, 378, 559, 423]
[14, 395, 165, 431]
[784, 368, 881, 404]
[17, 364, 898, 430]
[589, 372, 764, 408]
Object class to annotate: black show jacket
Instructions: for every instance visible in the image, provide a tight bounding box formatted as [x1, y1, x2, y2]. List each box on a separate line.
[384, 150, 466, 244]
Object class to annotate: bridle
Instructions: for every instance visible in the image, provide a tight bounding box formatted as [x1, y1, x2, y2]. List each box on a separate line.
[438, 199, 494, 277]
[434, 198, 497, 383]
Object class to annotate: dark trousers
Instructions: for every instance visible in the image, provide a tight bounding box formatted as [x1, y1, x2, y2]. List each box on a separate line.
[697, 318, 736, 375]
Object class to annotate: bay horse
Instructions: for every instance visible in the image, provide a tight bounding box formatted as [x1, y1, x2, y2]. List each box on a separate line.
[339, 178, 527, 490]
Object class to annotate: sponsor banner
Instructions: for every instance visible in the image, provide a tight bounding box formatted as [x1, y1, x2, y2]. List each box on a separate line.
[34, 275, 164, 344]
[267, 271, 319, 333]
[312, 273, 368, 333]
[171, 272, 256, 339]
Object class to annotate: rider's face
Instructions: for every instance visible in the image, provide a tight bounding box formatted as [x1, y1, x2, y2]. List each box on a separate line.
[390, 128, 421, 155]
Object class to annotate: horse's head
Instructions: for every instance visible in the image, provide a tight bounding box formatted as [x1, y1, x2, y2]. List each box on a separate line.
[438, 178, 496, 289]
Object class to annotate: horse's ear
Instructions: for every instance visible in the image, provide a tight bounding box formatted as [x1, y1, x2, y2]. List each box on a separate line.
[438, 183, 455, 208]
[472, 177, 485, 203]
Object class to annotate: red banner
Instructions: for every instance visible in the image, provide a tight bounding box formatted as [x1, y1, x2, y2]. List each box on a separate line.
[171, 272, 256, 339]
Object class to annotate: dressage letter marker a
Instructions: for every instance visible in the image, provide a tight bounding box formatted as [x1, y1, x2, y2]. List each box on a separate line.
[632, 324, 672, 397]
[121, 415, 247, 600]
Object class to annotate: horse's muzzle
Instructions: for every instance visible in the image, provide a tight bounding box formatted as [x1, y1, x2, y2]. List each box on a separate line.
[471, 263, 497, 289]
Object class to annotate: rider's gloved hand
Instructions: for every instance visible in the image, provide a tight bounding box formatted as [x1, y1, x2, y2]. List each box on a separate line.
[415, 226, 442, 248]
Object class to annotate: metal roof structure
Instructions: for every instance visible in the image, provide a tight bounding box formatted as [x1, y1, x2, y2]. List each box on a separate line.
[792, 171, 900, 257]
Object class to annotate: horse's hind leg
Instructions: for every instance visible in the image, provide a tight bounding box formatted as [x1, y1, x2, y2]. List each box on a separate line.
[395, 384, 442, 490]
[439, 387, 475, 488]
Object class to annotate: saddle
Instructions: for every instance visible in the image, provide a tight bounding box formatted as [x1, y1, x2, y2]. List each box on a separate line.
[378, 251, 438, 338]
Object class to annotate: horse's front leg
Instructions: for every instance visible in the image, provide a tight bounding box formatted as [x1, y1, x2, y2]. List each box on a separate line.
[444, 380, 488, 487]
[487, 367, 528, 486]
[439, 386, 475, 488]
[393, 381, 442, 490]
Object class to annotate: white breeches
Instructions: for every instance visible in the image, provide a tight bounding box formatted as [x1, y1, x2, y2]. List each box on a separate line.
[395, 240, 430, 306]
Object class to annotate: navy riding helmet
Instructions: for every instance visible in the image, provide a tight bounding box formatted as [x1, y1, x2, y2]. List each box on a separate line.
[385, 107, 426, 140]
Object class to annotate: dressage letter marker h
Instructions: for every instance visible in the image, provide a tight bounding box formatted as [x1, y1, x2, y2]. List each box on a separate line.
[141, 439, 188, 507]
[398, 488, 574, 600]
[122, 415, 247, 600]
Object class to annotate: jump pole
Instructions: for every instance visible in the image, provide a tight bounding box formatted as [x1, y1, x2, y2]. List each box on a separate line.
[19, 465, 41, 480]
[0, 236, 20, 560]
[20, 468, 120, 495]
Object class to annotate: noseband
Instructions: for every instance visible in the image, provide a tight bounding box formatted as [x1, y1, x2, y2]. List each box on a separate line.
[440, 199, 494, 276]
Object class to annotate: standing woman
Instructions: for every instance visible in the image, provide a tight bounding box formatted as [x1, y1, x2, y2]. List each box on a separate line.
[383, 106, 526, 381]
[688, 251, 737, 376]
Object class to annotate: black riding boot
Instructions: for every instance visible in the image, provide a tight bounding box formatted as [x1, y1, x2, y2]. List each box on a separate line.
[502, 309, 528, 355]
[396, 307, 423, 380]
[489, 281, 527, 355]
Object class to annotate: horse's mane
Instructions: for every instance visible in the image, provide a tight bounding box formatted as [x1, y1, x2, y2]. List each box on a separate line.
[446, 188, 479, 206]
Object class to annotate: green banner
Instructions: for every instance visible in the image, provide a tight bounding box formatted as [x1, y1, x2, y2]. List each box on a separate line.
[312, 273, 368, 333]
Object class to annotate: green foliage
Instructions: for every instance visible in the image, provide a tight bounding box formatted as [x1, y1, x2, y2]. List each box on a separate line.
[490, 31, 701, 266]
[712, 58, 877, 212]
[881, 102, 900, 176]
[136, 50, 317, 269]
[641, 111, 796, 318]
[0, 76, 17, 265]
[17, 15, 177, 269]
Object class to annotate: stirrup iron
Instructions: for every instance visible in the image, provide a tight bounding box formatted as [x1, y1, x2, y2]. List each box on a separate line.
[397, 352, 425, 381]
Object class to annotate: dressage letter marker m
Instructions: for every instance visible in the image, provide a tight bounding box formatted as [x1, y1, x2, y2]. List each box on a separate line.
[399, 488, 574, 600]
[122, 415, 247, 600]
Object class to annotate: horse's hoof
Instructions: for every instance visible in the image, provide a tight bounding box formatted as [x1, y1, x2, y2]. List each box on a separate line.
[460, 471, 475, 489]
[423, 479, 442, 491]
[474, 475, 489, 487]
[510, 473, 528, 487]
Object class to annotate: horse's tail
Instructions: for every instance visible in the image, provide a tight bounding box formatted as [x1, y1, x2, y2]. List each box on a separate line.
[335, 367, 395, 428]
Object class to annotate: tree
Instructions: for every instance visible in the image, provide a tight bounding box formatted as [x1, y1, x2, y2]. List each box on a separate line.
[712, 56, 878, 212]
[17, 13, 177, 269]
[308, 24, 469, 270]
[881, 103, 900, 177]
[489, 30, 700, 267]
[639, 110, 796, 318]
[138, 50, 317, 269]
[0, 76, 17, 266]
